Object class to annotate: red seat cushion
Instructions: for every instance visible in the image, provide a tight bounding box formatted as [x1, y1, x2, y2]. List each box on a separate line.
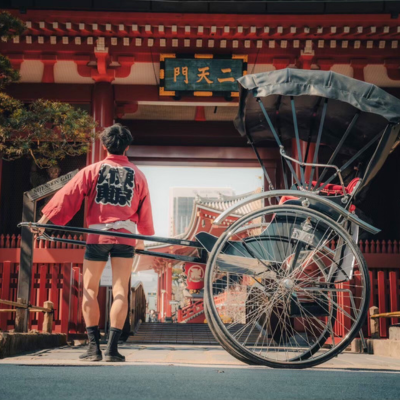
[310, 178, 360, 196]
[279, 180, 358, 213]
[279, 195, 299, 205]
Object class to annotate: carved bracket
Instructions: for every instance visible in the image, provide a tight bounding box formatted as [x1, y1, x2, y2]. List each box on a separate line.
[351, 59, 368, 81]
[116, 103, 139, 119]
[317, 58, 334, 71]
[272, 58, 291, 70]
[74, 49, 135, 83]
[385, 59, 400, 81]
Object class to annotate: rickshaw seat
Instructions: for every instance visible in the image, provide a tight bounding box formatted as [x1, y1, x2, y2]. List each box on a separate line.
[279, 178, 360, 213]
[279, 178, 360, 205]
[309, 178, 360, 196]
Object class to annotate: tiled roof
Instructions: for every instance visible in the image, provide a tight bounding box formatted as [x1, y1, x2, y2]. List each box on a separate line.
[194, 187, 263, 215]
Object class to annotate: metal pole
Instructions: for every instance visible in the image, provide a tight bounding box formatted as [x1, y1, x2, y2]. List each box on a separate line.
[20, 222, 202, 249]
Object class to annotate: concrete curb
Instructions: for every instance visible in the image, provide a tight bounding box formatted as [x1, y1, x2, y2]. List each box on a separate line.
[367, 339, 400, 359]
[0, 332, 67, 359]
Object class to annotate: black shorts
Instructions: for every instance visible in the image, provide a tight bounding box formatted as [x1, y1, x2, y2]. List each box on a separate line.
[84, 244, 135, 262]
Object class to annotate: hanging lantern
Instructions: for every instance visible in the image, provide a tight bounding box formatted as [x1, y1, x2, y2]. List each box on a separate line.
[184, 263, 206, 290]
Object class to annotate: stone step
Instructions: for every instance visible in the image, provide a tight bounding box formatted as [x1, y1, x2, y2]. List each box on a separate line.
[389, 324, 400, 341]
[128, 323, 262, 345]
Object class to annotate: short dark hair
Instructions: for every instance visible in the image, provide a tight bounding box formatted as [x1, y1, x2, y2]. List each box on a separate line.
[100, 124, 133, 155]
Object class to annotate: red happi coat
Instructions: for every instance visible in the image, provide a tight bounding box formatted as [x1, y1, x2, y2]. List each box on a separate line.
[42, 154, 155, 245]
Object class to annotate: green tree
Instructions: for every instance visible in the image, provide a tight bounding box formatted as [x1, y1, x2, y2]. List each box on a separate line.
[0, 12, 96, 169]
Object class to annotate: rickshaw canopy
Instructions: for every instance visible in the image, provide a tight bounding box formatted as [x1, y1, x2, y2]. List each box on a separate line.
[234, 68, 400, 192]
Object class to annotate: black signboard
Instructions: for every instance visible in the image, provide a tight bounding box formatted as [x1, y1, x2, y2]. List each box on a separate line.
[160, 54, 247, 97]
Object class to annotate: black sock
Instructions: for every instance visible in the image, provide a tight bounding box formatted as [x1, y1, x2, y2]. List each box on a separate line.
[105, 327, 123, 357]
[80, 325, 101, 357]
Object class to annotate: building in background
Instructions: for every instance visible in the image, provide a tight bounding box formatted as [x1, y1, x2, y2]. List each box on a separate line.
[170, 187, 234, 235]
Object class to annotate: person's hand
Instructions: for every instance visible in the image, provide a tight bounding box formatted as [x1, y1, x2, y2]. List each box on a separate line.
[29, 225, 45, 235]
[135, 240, 145, 251]
[29, 215, 49, 235]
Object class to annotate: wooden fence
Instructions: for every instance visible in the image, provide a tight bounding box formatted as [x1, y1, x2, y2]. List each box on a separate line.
[0, 260, 100, 335]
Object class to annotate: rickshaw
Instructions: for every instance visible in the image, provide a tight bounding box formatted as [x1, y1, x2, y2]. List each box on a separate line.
[21, 69, 400, 369]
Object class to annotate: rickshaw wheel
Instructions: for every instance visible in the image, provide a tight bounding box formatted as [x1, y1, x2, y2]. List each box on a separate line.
[204, 205, 370, 369]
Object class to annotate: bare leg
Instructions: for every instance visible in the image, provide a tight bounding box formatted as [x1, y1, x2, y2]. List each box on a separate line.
[82, 260, 107, 327]
[110, 257, 133, 329]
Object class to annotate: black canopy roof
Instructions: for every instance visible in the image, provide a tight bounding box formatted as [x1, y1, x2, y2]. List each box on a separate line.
[234, 69, 400, 192]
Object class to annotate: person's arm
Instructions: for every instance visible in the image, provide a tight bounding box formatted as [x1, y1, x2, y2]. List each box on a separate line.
[136, 177, 155, 237]
[135, 240, 145, 251]
[37, 168, 91, 229]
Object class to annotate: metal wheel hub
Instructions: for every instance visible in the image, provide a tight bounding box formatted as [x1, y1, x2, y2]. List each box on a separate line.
[282, 278, 295, 291]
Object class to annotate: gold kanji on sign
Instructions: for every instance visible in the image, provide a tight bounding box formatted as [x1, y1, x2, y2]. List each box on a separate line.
[217, 68, 235, 83]
[174, 66, 189, 84]
[196, 67, 213, 84]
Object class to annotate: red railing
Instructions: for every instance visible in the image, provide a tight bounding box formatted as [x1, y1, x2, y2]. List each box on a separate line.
[0, 234, 85, 249]
[177, 299, 204, 322]
[1, 235, 400, 337]
[0, 261, 108, 335]
[177, 293, 229, 323]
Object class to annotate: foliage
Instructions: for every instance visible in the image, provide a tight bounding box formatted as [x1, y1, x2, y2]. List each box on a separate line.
[0, 54, 20, 89]
[0, 11, 25, 39]
[0, 12, 25, 89]
[0, 94, 96, 168]
[0, 12, 96, 169]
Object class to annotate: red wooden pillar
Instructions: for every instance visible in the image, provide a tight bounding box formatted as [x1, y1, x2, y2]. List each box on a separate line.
[351, 59, 367, 81]
[0, 262, 11, 331]
[41, 55, 57, 83]
[37, 264, 48, 330]
[156, 272, 160, 316]
[165, 265, 172, 320]
[29, 264, 37, 329]
[60, 263, 72, 334]
[389, 271, 399, 325]
[378, 271, 388, 337]
[70, 266, 80, 334]
[91, 82, 114, 163]
[161, 268, 166, 322]
[49, 264, 59, 332]
[367, 270, 374, 337]
[158, 270, 163, 322]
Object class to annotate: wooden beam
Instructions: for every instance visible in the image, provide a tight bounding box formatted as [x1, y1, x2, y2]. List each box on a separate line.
[127, 145, 280, 163]
[121, 120, 250, 147]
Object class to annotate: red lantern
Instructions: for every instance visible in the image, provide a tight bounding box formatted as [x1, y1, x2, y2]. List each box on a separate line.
[185, 263, 206, 290]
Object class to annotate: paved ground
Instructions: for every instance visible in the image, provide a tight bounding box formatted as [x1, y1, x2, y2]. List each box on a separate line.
[1, 344, 400, 400]
[1, 363, 400, 400]
[1, 343, 400, 371]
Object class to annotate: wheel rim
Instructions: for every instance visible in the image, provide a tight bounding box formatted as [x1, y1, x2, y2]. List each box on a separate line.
[205, 205, 369, 367]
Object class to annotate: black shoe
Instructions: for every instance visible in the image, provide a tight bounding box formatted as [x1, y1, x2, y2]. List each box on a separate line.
[105, 353, 125, 362]
[105, 327, 125, 362]
[79, 325, 102, 362]
[79, 351, 103, 362]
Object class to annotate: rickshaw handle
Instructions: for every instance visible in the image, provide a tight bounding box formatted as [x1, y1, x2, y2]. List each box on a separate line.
[17, 222, 203, 248]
